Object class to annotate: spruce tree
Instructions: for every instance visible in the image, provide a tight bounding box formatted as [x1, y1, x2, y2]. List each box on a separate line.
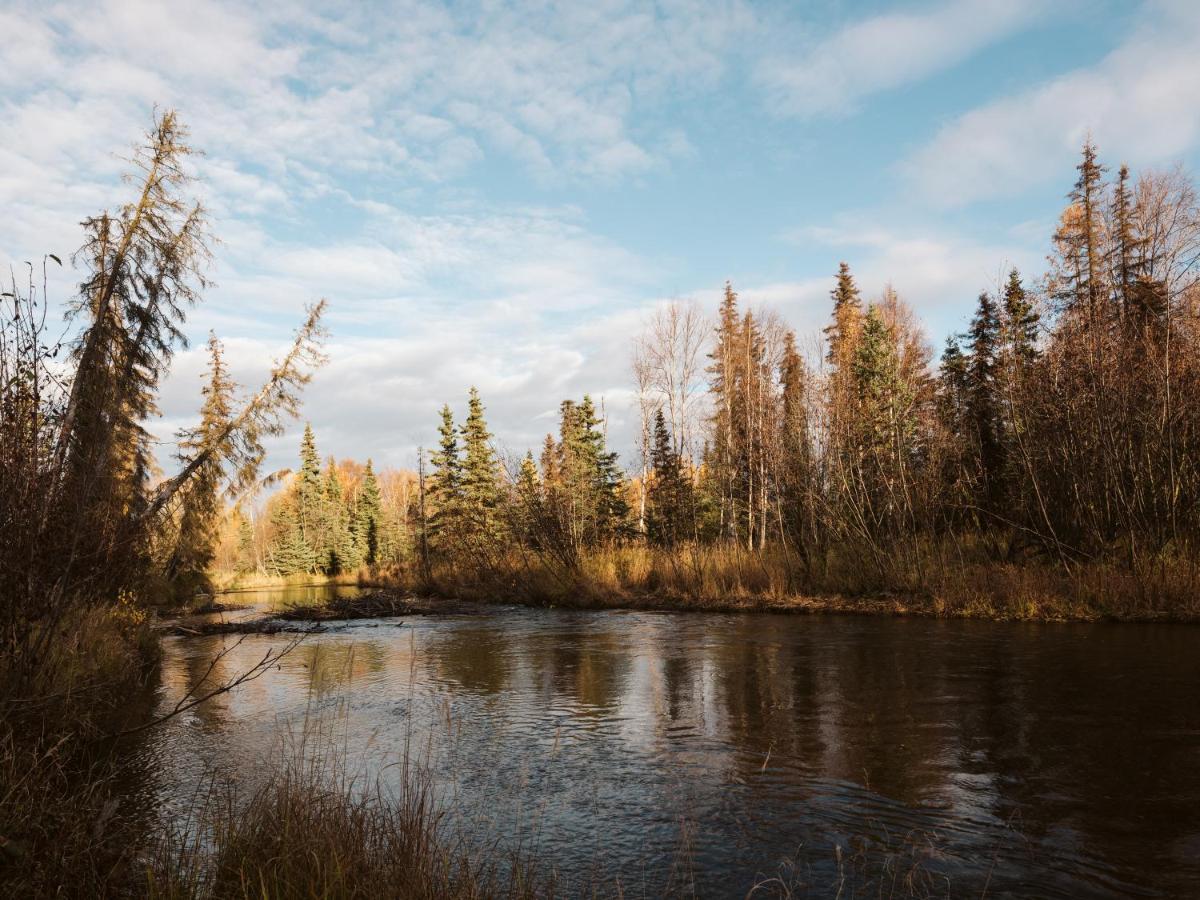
[515, 451, 543, 547]
[579, 396, 629, 538]
[1001, 269, 1039, 365]
[825, 262, 864, 369]
[852, 305, 917, 535]
[938, 336, 970, 435]
[165, 333, 240, 595]
[706, 282, 741, 539]
[1053, 140, 1109, 321]
[268, 496, 314, 575]
[967, 291, 1003, 512]
[356, 459, 383, 566]
[1111, 164, 1140, 322]
[779, 330, 811, 549]
[295, 423, 325, 558]
[853, 306, 902, 451]
[460, 387, 502, 539]
[323, 460, 358, 573]
[236, 513, 257, 575]
[556, 397, 629, 545]
[428, 405, 464, 548]
[647, 409, 692, 545]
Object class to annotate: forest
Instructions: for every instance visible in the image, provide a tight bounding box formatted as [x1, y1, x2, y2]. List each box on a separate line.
[228, 142, 1200, 620]
[2, 108, 1199, 895]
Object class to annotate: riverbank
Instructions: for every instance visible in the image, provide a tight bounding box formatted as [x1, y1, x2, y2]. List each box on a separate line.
[347, 542, 1200, 624]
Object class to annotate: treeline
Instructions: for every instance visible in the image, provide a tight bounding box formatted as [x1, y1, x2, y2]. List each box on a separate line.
[222, 425, 414, 577]
[297, 141, 1197, 609]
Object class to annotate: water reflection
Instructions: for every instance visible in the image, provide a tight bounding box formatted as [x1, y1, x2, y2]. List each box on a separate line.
[151, 599, 1200, 897]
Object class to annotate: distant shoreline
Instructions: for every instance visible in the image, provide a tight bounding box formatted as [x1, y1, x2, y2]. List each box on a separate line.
[208, 569, 1200, 625]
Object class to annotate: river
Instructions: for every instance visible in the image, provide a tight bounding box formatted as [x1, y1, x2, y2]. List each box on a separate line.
[136, 586, 1200, 897]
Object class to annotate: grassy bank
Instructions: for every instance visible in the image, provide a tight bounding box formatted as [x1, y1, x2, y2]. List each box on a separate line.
[364, 541, 1200, 623]
[144, 727, 544, 899]
[0, 605, 162, 895]
[209, 570, 365, 594]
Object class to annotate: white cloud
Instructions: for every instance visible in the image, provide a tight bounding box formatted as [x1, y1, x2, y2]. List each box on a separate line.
[904, 0, 1200, 205]
[759, 0, 1044, 118]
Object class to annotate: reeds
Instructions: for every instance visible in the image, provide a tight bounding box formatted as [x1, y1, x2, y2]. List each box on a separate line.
[374, 537, 1200, 622]
[144, 739, 543, 899]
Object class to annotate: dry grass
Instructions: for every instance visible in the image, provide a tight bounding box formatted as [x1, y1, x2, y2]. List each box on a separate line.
[144, 741, 544, 899]
[377, 539, 1200, 623]
[210, 570, 367, 594]
[0, 604, 162, 897]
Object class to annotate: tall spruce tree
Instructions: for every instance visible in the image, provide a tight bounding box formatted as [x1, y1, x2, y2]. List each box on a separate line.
[236, 513, 257, 575]
[52, 110, 211, 598]
[851, 305, 919, 537]
[295, 423, 325, 555]
[428, 405, 464, 548]
[514, 451, 543, 547]
[1054, 140, 1109, 321]
[779, 330, 811, 550]
[356, 460, 383, 566]
[938, 336, 970, 435]
[460, 387, 502, 539]
[323, 460, 359, 573]
[1001, 269, 1039, 365]
[268, 496, 314, 575]
[647, 409, 692, 545]
[967, 291, 1003, 513]
[706, 282, 741, 540]
[825, 262, 864, 370]
[556, 397, 629, 545]
[165, 333, 240, 594]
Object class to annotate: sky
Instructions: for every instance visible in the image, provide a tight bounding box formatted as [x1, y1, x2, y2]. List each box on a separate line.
[4, 0, 1200, 475]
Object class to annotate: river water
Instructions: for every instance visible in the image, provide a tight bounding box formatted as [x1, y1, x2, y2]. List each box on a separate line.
[138, 586, 1200, 897]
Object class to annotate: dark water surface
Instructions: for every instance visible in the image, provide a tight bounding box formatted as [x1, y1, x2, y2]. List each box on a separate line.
[140, 587, 1200, 897]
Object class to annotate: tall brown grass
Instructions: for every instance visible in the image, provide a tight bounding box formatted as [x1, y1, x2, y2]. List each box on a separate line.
[378, 538, 1200, 622]
[144, 736, 544, 899]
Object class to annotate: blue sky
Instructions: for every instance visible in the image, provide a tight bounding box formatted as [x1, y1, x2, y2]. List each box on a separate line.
[3, 0, 1199, 473]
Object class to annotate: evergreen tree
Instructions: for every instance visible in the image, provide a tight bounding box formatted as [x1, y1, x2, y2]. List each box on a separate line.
[967, 291, 1003, 512]
[938, 336, 970, 435]
[427, 405, 464, 548]
[295, 423, 325, 556]
[514, 451, 543, 547]
[1001, 269, 1039, 365]
[236, 513, 257, 575]
[268, 496, 314, 575]
[539, 434, 560, 487]
[51, 110, 211, 600]
[1053, 140, 1109, 321]
[165, 333, 241, 595]
[854, 307, 906, 451]
[460, 387, 502, 539]
[1111, 164, 1141, 323]
[706, 282, 741, 540]
[323, 460, 359, 573]
[779, 330, 811, 550]
[647, 410, 692, 545]
[556, 397, 629, 545]
[356, 459, 383, 566]
[851, 305, 918, 535]
[825, 261, 864, 370]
